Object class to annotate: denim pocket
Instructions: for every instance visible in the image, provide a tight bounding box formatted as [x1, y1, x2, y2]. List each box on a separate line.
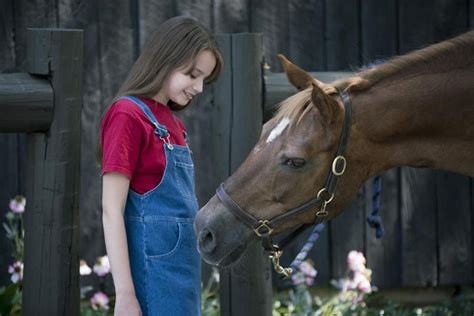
[173, 154, 197, 200]
[144, 219, 182, 260]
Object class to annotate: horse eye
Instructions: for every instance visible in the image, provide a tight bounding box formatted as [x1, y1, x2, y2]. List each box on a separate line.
[284, 158, 306, 169]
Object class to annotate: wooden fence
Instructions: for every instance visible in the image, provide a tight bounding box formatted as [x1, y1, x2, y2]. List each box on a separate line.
[0, 28, 83, 316]
[1, 1, 473, 314]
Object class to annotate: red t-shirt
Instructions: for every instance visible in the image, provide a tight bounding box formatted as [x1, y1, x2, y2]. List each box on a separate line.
[101, 97, 187, 194]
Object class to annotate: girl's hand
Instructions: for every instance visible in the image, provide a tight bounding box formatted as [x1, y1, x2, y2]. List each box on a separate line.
[114, 293, 142, 316]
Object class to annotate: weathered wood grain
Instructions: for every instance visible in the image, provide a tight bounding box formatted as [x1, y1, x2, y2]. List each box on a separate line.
[250, 0, 289, 72]
[400, 168, 437, 287]
[220, 33, 272, 316]
[0, 73, 52, 132]
[288, 0, 325, 71]
[325, 0, 360, 70]
[22, 28, 83, 316]
[436, 172, 472, 285]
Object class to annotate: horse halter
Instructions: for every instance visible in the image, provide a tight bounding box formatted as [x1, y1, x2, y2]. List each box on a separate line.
[216, 90, 352, 277]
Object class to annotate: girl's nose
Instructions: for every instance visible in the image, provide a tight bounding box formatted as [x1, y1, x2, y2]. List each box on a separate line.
[193, 79, 203, 93]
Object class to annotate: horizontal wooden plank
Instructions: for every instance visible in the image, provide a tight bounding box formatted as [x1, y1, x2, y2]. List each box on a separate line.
[0, 73, 53, 132]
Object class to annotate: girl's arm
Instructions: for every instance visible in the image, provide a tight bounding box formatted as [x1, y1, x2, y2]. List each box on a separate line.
[102, 172, 139, 308]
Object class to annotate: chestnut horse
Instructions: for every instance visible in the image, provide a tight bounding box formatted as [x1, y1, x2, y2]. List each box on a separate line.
[195, 31, 474, 269]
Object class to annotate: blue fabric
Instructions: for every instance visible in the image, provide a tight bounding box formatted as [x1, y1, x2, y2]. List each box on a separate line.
[121, 96, 170, 137]
[122, 96, 201, 316]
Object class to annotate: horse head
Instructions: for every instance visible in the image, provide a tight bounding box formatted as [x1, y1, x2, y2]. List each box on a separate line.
[195, 55, 367, 267]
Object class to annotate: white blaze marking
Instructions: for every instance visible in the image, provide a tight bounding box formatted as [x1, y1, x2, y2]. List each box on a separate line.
[266, 118, 290, 143]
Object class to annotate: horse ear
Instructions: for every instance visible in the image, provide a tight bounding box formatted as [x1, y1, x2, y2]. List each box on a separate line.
[277, 54, 324, 91]
[311, 82, 340, 124]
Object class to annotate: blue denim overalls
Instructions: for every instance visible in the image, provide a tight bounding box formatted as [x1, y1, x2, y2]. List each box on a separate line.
[121, 96, 201, 316]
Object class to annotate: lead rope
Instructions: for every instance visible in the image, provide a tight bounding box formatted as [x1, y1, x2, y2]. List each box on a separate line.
[288, 177, 383, 278]
[289, 223, 326, 274]
[367, 175, 384, 238]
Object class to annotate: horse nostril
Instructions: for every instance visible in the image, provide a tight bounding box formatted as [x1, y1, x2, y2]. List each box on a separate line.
[199, 228, 217, 254]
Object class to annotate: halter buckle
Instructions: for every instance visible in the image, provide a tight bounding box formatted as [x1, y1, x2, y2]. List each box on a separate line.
[254, 220, 274, 237]
[332, 156, 347, 176]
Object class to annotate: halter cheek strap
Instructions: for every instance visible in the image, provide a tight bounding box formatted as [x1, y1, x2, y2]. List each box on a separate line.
[216, 91, 353, 277]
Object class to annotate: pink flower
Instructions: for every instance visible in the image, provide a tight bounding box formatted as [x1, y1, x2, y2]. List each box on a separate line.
[350, 271, 372, 294]
[79, 260, 92, 276]
[347, 250, 366, 272]
[9, 196, 26, 214]
[90, 291, 109, 311]
[357, 277, 372, 294]
[93, 255, 110, 276]
[8, 261, 23, 283]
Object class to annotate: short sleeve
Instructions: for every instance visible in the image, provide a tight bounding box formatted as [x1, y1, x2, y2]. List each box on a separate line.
[101, 110, 144, 179]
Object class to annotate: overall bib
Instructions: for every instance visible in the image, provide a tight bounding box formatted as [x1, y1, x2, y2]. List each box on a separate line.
[122, 96, 201, 316]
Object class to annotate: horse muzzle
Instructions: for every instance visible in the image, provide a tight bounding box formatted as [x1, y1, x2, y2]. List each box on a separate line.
[194, 195, 253, 266]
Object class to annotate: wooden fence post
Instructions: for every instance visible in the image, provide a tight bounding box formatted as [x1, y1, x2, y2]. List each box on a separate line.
[22, 28, 83, 316]
[214, 33, 273, 316]
[177, 32, 270, 315]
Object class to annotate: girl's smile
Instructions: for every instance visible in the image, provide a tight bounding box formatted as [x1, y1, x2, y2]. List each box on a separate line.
[153, 50, 217, 106]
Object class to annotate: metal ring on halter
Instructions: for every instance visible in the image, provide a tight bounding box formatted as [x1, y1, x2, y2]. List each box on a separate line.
[317, 188, 335, 204]
[332, 156, 347, 176]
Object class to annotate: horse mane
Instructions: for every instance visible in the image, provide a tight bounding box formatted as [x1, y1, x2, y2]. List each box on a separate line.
[275, 31, 474, 125]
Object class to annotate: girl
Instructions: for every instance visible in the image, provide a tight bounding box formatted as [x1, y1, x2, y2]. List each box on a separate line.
[99, 16, 223, 316]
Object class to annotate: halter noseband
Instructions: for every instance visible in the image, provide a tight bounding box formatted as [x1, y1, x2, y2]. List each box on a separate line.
[216, 91, 352, 276]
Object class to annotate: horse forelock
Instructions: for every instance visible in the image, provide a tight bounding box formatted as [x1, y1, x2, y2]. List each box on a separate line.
[274, 88, 313, 127]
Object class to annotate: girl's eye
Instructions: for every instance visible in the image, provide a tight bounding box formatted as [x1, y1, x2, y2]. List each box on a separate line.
[189, 73, 197, 79]
[284, 158, 306, 169]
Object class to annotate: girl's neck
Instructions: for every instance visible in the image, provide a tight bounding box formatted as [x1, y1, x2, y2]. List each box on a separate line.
[151, 91, 169, 105]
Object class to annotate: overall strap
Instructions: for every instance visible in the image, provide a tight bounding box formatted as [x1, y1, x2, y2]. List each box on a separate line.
[121, 96, 169, 138]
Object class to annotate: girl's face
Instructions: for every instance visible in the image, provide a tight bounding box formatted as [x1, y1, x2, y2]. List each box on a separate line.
[155, 50, 217, 106]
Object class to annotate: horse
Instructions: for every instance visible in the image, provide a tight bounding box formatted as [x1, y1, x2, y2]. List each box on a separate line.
[194, 31, 474, 271]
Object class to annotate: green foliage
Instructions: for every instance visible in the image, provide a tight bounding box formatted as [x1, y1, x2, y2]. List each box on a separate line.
[202, 288, 220, 316]
[0, 283, 21, 316]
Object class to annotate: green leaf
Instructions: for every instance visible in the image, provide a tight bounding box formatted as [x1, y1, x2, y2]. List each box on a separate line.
[3, 223, 14, 239]
[0, 282, 21, 316]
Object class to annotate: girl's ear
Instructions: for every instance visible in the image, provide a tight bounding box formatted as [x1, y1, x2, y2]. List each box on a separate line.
[277, 54, 324, 91]
[311, 82, 340, 125]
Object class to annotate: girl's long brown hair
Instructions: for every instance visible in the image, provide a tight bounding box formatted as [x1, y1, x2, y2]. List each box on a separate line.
[97, 16, 223, 164]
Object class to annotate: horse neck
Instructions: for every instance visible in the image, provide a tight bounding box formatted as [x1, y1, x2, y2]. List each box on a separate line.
[350, 56, 474, 177]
